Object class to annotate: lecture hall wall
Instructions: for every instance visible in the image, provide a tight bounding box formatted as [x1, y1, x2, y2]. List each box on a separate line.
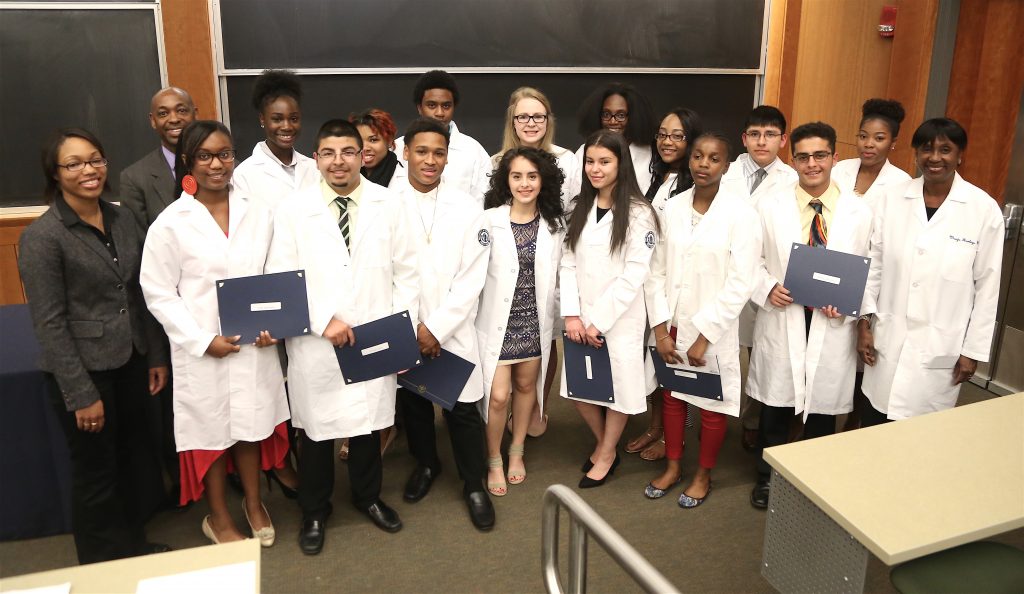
[1, 0, 1022, 306]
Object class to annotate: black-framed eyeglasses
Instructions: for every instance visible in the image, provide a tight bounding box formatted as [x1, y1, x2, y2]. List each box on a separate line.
[514, 113, 548, 124]
[792, 151, 832, 165]
[600, 111, 628, 122]
[194, 150, 236, 164]
[654, 132, 686, 143]
[58, 158, 108, 172]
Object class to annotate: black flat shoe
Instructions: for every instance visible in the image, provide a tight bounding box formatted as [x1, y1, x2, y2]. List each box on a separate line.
[403, 465, 440, 503]
[265, 469, 298, 500]
[463, 490, 495, 531]
[359, 500, 402, 533]
[138, 542, 172, 555]
[298, 518, 326, 555]
[750, 479, 770, 509]
[581, 453, 620, 474]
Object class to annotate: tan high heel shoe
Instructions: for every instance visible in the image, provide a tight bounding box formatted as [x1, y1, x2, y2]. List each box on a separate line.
[243, 500, 276, 547]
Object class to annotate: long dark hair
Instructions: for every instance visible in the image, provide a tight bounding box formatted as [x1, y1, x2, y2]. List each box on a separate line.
[647, 107, 703, 200]
[484, 147, 565, 234]
[566, 131, 658, 255]
[576, 83, 656, 146]
[41, 127, 111, 202]
[174, 120, 233, 196]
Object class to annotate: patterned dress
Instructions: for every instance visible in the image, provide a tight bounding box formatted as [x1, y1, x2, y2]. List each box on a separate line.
[499, 216, 542, 362]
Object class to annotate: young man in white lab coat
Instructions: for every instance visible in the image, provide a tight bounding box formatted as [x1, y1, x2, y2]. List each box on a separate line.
[391, 117, 495, 531]
[390, 70, 492, 202]
[746, 122, 873, 509]
[266, 120, 418, 555]
[721, 106, 799, 451]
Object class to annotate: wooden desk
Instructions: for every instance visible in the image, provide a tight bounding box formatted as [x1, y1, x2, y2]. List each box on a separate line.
[760, 392, 1024, 593]
[0, 539, 260, 593]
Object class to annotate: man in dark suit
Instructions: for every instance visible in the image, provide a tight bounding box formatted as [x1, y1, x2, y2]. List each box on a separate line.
[119, 86, 196, 511]
[120, 87, 197, 230]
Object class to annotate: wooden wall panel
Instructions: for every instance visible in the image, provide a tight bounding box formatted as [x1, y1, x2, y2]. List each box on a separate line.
[161, 0, 218, 121]
[0, 219, 32, 305]
[763, 0, 796, 107]
[946, 0, 1024, 203]
[885, 0, 940, 174]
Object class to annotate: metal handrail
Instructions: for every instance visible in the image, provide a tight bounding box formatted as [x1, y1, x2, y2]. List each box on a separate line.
[541, 484, 680, 594]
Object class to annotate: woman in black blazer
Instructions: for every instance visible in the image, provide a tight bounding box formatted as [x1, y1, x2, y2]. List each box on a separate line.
[18, 128, 170, 564]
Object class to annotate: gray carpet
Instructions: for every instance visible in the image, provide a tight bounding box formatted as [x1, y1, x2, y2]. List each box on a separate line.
[2, 379, 1021, 593]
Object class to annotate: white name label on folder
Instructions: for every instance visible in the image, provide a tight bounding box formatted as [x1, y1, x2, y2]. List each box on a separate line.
[362, 342, 390, 356]
[250, 301, 282, 312]
[812, 272, 841, 285]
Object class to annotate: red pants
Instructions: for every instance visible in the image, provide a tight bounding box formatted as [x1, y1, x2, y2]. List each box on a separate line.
[661, 326, 727, 468]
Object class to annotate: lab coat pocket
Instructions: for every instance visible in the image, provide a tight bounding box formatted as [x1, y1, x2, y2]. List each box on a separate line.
[920, 326, 963, 369]
[940, 241, 976, 283]
[360, 236, 391, 268]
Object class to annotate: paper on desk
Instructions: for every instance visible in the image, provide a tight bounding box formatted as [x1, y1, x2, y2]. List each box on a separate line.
[135, 561, 256, 594]
[6, 583, 70, 594]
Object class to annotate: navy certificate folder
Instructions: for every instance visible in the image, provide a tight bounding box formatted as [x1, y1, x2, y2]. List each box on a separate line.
[782, 243, 871, 316]
[562, 332, 614, 403]
[334, 311, 421, 384]
[398, 349, 474, 411]
[648, 347, 723, 401]
[216, 270, 311, 344]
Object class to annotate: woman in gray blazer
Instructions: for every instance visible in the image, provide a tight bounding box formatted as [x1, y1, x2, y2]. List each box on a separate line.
[18, 128, 169, 564]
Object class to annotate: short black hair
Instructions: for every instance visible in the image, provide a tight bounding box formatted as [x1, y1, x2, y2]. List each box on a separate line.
[576, 83, 656, 145]
[413, 70, 459, 106]
[41, 127, 111, 202]
[402, 117, 450, 147]
[861, 98, 906, 138]
[692, 132, 734, 163]
[743, 105, 788, 134]
[251, 69, 302, 112]
[911, 118, 968, 151]
[315, 119, 362, 151]
[790, 121, 837, 154]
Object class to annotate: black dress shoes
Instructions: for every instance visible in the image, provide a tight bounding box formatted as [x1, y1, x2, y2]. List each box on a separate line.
[403, 465, 440, 503]
[360, 500, 403, 533]
[464, 490, 495, 531]
[298, 518, 326, 555]
[750, 479, 770, 509]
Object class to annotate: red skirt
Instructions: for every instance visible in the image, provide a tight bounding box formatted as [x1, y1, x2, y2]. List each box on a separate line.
[178, 422, 290, 506]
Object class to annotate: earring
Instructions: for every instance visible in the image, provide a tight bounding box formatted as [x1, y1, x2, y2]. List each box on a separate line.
[181, 174, 198, 195]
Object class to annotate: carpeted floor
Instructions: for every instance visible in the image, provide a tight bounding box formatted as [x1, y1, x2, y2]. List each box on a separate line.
[2, 369, 1020, 593]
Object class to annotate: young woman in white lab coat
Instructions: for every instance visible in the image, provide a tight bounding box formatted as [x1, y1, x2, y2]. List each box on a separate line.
[643, 134, 761, 507]
[831, 99, 912, 210]
[562, 131, 659, 488]
[575, 83, 657, 195]
[231, 70, 319, 210]
[141, 121, 289, 547]
[478, 147, 565, 496]
[858, 118, 1003, 424]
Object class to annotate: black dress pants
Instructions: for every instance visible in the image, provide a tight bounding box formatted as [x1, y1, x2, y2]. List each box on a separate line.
[859, 403, 893, 428]
[298, 430, 381, 521]
[46, 351, 161, 564]
[397, 388, 485, 492]
[755, 405, 837, 481]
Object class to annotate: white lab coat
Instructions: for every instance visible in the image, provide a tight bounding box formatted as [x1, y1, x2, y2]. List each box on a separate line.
[392, 121, 492, 202]
[140, 191, 288, 451]
[392, 179, 490, 403]
[476, 206, 564, 418]
[264, 180, 419, 440]
[746, 184, 874, 417]
[231, 141, 320, 211]
[650, 172, 679, 217]
[560, 201, 657, 414]
[643, 187, 761, 416]
[576, 142, 653, 196]
[861, 173, 1003, 419]
[832, 158, 911, 211]
[721, 154, 799, 347]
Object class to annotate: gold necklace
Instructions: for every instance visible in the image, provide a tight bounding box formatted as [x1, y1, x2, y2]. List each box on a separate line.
[416, 185, 440, 243]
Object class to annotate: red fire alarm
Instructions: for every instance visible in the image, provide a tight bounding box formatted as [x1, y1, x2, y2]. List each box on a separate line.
[879, 6, 897, 38]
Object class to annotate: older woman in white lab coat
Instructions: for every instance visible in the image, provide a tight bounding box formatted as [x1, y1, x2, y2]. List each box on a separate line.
[141, 121, 288, 547]
[477, 147, 565, 497]
[562, 131, 658, 489]
[859, 118, 1003, 424]
[643, 134, 761, 507]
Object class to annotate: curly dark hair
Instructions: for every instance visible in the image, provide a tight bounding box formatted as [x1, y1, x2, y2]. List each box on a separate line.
[860, 98, 906, 138]
[251, 69, 302, 112]
[576, 83, 656, 146]
[484, 147, 565, 234]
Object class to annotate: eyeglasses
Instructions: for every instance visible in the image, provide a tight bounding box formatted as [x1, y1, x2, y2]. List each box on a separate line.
[58, 158, 108, 172]
[792, 151, 833, 165]
[317, 148, 362, 160]
[194, 150, 236, 164]
[514, 113, 548, 124]
[654, 132, 686, 143]
[744, 131, 783, 141]
[600, 111, 628, 122]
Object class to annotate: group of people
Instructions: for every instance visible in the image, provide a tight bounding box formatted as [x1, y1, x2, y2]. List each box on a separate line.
[18, 68, 1003, 565]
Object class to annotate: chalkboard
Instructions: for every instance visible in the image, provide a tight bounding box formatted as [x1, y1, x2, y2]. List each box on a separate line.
[0, 9, 162, 207]
[220, 0, 765, 70]
[226, 73, 756, 164]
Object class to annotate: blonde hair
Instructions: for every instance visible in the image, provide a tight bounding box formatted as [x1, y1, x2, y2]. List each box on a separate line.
[500, 87, 556, 154]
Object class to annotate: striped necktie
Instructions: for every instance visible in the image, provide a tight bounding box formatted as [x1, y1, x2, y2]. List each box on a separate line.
[808, 200, 827, 248]
[334, 196, 351, 248]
